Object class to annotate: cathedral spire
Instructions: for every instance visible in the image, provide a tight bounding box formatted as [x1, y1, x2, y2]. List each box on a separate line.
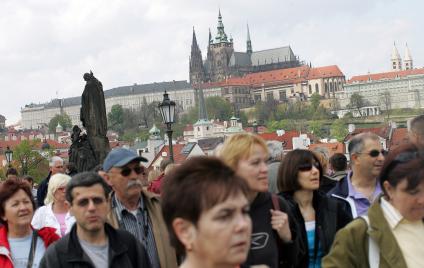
[215, 9, 228, 43]
[208, 28, 213, 44]
[189, 27, 204, 84]
[246, 23, 252, 54]
[391, 42, 402, 71]
[404, 43, 413, 70]
[198, 88, 208, 121]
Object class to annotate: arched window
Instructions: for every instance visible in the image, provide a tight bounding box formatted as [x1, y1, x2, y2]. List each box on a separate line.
[324, 82, 328, 93]
[315, 83, 319, 93]
[309, 85, 312, 95]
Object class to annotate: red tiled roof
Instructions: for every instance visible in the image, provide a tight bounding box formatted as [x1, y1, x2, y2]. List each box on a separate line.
[348, 68, 424, 83]
[148, 144, 187, 168]
[344, 126, 391, 142]
[183, 124, 194, 131]
[259, 131, 313, 150]
[243, 126, 268, 134]
[389, 128, 409, 149]
[309, 142, 345, 157]
[0, 140, 69, 151]
[195, 65, 345, 89]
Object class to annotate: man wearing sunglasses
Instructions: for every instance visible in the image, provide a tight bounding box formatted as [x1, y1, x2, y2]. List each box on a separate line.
[328, 133, 385, 218]
[102, 148, 178, 268]
[40, 172, 150, 267]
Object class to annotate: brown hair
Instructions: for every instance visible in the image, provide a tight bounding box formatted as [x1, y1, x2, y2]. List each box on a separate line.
[277, 149, 323, 193]
[161, 156, 249, 255]
[219, 133, 269, 170]
[0, 179, 36, 224]
[378, 143, 424, 195]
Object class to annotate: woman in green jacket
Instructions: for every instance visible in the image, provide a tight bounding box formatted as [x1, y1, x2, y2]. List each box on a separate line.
[322, 144, 424, 268]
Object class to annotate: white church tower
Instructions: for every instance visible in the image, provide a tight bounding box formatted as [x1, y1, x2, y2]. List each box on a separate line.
[404, 43, 413, 70]
[391, 42, 402, 71]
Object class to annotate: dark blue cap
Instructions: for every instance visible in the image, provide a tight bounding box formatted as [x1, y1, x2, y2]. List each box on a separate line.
[103, 148, 147, 172]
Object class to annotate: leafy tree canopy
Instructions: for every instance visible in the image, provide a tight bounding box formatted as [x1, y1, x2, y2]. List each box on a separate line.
[48, 113, 72, 133]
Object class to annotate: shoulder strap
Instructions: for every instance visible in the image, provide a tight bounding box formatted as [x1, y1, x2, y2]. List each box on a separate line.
[360, 215, 379, 268]
[271, 194, 280, 211]
[27, 230, 38, 268]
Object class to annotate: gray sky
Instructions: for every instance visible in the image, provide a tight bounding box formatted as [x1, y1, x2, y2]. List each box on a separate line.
[1, 0, 422, 125]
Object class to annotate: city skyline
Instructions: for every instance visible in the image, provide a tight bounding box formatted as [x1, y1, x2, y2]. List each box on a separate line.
[1, 0, 423, 125]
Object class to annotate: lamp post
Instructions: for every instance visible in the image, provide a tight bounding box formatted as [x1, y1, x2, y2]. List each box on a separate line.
[158, 91, 176, 162]
[5, 146, 13, 167]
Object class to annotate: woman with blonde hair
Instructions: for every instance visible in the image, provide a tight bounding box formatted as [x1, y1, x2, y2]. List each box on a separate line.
[219, 133, 299, 267]
[32, 174, 75, 237]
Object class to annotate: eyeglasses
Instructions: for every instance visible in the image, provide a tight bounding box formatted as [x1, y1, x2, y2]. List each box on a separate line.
[75, 197, 106, 207]
[298, 162, 320, 172]
[120, 166, 145, 177]
[358, 149, 387, 158]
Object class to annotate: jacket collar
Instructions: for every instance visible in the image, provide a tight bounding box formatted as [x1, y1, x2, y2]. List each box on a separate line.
[367, 197, 408, 267]
[59, 223, 128, 264]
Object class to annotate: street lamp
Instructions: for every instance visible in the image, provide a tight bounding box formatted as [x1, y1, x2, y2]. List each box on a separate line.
[158, 91, 176, 162]
[5, 146, 13, 167]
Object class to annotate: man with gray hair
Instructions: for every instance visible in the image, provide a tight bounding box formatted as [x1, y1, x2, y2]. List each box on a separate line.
[36, 156, 65, 207]
[267, 141, 283, 194]
[408, 114, 424, 147]
[327, 132, 385, 218]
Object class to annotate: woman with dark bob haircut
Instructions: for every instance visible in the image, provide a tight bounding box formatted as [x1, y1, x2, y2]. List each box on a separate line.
[278, 149, 351, 267]
[161, 156, 252, 268]
[323, 144, 424, 267]
[0, 179, 59, 268]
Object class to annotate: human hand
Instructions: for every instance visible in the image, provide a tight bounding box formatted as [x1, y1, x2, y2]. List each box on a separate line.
[270, 209, 292, 242]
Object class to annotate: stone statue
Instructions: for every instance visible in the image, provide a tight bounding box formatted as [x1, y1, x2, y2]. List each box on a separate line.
[79, 71, 110, 167]
[69, 125, 97, 172]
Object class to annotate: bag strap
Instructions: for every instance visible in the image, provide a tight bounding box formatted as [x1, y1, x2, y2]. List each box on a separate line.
[26, 230, 38, 268]
[360, 215, 379, 268]
[271, 194, 280, 211]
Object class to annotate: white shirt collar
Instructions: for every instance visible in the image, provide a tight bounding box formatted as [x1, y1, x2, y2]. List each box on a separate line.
[380, 197, 404, 229]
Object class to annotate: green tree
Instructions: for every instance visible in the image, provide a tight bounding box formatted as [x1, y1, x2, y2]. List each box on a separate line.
[108, 104, 124, 132]
[349, 93, 366, 117]
[206, 96, 233, 120]
[330, 119, 348, 142]
[310, 93, 321, 112]
[48, 113, 72, 133]
[13, 140, 51, 181]
[308, 120, 325, 138]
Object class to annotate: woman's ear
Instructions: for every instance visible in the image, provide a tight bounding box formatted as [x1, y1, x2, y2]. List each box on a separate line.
[383, 181, 393, 199]
[172, 218, 196, 251]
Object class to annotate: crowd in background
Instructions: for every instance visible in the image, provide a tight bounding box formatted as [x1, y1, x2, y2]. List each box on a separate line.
[0, 115, 423, 268]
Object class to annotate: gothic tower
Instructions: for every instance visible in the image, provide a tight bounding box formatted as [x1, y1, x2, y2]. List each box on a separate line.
[246, 24, 252, 54]
[189, 28, 204, 85]
[207, 10, 234, 82]
[391, 42, 402, 71]
[404, 43, 413, 70]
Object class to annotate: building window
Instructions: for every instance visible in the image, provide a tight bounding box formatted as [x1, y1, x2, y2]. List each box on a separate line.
[266, 92, 273, 101]
[308, 85, 312, 95]
[279, 91, 286, 101]
[315, 83, 319, 93]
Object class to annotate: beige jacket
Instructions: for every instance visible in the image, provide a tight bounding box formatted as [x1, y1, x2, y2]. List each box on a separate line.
[107, 190, 178, 268]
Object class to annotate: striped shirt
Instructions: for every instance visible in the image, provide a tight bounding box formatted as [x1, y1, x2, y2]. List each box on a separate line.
[112, 194, 160, 268]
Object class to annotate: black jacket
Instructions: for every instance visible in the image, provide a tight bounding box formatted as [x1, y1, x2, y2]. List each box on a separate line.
[241, 192, 299, 268]
[40, 223, 150, 268]
[280, 191, 352, 268]
[36, 172, 51, 207]
[326, 173, 357, 218]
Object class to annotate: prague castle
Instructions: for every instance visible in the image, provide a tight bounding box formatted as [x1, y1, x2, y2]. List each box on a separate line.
[189, 10, 302, 84]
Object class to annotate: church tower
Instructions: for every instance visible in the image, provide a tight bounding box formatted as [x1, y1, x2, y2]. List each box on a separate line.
[193, 88, 213, 139]
[391, 42, 402, 71]
[404, 43, 413, 70]
[246, 24, 252, 54]
[189, 28, 205, 85]
[207, 9, 234, 82]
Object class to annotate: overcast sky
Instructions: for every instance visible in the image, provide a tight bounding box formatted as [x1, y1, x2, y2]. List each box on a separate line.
[1, 0, 422, 125]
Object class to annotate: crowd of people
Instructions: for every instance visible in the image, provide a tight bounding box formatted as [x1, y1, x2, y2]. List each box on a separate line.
[0, 115, 423, 267]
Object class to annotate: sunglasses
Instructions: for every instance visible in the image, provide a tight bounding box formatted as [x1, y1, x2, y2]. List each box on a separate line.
[358, 149, 387, 158]
[120, 166, 145, 177]
[75, 197, 106, 207]
[298, 162, 320, 172]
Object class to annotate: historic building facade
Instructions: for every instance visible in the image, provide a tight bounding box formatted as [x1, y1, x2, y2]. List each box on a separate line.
[21, 81, 195, 130]
[189, 10, 302, 84]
